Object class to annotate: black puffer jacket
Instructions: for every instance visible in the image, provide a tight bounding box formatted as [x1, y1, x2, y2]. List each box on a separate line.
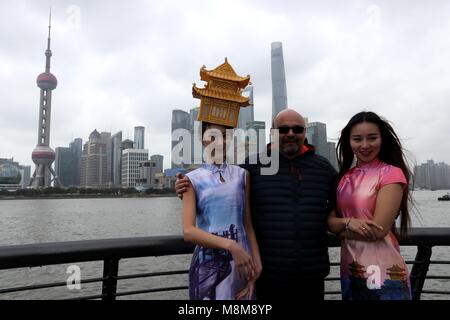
[242, 144, 337, 283]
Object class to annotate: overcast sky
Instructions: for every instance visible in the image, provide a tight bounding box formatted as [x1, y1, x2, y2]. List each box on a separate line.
[1, 0, 450, 170]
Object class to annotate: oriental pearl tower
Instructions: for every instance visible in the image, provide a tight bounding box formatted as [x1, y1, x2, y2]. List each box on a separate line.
[30, 13, 61, 188]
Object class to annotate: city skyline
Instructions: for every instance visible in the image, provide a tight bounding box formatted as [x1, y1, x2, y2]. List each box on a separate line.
[1, 1, 450, 171]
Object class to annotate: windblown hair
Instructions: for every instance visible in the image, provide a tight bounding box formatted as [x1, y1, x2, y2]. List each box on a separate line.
[336, 111, 411, 238]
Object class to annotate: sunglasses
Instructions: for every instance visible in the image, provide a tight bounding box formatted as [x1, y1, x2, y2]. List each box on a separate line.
[277, 126, 305, 134]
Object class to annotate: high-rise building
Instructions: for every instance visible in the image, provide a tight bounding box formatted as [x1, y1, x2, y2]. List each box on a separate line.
[414, 160, 450, 190]
[188, 107, 202, 165]
[121, 139, 134, 151]
[134, 126, 145, 149]
[0, 158, 23, 190]
[0, 158, 31, 190]
[54, 138, 82, 187]
[271, 42, 288, 119]
[237, 85, 254, 130]
[19, 165, 31, 189]
[110, 131, 122, 187]
[189, 108, 199, 129]
[30, 13, 61, 188]
[69, 138, 82, 186]
[55, 147, 74, 186]
[246, 121, 266, 157]
[152, 155, 163, 170]
[171, 109, 190, 168]
[138, 154, 164, 188]
[306, 122, 328, 158]
[327, 142, 338, 171]
[122, 149, 148, 187]
[80, 130, 111, 188]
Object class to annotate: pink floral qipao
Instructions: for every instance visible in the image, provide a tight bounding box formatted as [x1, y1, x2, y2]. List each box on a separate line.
[336, 158, 411, 300]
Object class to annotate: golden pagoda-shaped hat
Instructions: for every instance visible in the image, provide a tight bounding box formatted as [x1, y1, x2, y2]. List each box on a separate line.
[192, 58, 251, 128]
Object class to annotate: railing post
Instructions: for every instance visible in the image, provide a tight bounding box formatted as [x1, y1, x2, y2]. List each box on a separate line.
[410, 245, 432, 300]
[102, 259, 119, 301]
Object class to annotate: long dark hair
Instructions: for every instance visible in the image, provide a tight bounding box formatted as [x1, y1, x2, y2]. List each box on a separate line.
[336, 111, 411, 239]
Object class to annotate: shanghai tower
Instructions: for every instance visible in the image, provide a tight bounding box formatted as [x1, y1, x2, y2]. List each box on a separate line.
[30, 12, 61, 188]
[271, 42, 288, 119]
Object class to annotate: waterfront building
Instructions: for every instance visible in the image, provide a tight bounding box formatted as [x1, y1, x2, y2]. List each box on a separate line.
[138, 154, 164, 188]
[121, 149, 148, 187]
[134, 126, 145, 149]
[19, 165, 31, 188]
[80, 130, 111, 188]
[171, 109, 190, 169]
[110, 131, 122, 187]
[155, 168, 188, 189]
[245, 121, 266, 158]
[0, 158, 22, 190]
[121, 139, 134, 151]
[271, 42, 288, 119]
[327, 142, 338, 171]
[69, 138, 82, 186]
[237, 85, 254, 130]
[189, 107, 202, 165]
[306, 122, 328, 158]
[414, 160, 450, 190]
[55, 147, 74, 187]
[54, 138, 82, 187]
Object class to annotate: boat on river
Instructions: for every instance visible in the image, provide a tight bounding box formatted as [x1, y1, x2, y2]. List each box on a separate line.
[438, 193, 450, 201]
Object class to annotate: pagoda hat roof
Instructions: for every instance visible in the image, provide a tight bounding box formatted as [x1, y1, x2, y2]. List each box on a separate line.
[192, 85, 250, 106]
[200, 57, 250, 88]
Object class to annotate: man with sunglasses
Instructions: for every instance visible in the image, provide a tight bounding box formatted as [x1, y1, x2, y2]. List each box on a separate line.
[176, 109, 337, 300]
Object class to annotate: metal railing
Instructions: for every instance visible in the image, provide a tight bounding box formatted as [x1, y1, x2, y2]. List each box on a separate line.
[0, 228, 449, 300]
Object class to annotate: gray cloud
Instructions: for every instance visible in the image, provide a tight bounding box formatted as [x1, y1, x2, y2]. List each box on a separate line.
[1, 0, 450, 170]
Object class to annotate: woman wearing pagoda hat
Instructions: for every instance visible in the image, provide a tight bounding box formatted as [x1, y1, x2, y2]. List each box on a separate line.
[182, 59, 261, 300]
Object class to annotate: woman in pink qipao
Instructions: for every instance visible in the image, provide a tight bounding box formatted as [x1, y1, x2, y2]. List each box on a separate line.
[328, 111, 412, 300]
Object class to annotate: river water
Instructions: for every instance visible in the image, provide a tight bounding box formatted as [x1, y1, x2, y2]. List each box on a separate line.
[0, 190, 449, 300]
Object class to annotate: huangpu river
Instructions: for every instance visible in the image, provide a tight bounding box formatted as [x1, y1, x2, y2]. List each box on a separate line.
[0, 190, 449, 300]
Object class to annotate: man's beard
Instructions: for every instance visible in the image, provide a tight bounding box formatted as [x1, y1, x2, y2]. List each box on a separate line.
[281, 139, 300, 156]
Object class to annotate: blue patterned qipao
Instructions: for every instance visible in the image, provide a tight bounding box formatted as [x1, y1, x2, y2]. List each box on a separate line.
[186, 163, 252, 300]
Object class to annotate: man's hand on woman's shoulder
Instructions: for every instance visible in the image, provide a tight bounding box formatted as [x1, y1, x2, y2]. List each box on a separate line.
[175, 172, 189, 199]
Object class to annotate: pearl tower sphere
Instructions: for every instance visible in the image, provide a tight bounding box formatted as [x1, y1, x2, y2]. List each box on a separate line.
[36, 72, 58, 90]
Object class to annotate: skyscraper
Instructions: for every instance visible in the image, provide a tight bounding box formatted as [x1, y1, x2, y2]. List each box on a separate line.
[30, 13, 61, 188]
[246, 121, 266, 157]
[271, 42, 288, 119]
[327, 142, 338, 171]
[121, 139, 134, 151]
[171, 109, 190, 168]
[80, 130, 111, 188]
[54, 138, 82, 187]
[69, 138, 82, 186]
[189, 107, 202, 165]
[237, 85, 254, 130]
[134, 126, 145, 149]
[110, 131, 122, 187]
[55, 147, 74, 186]
[306, 122, 328, 158]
